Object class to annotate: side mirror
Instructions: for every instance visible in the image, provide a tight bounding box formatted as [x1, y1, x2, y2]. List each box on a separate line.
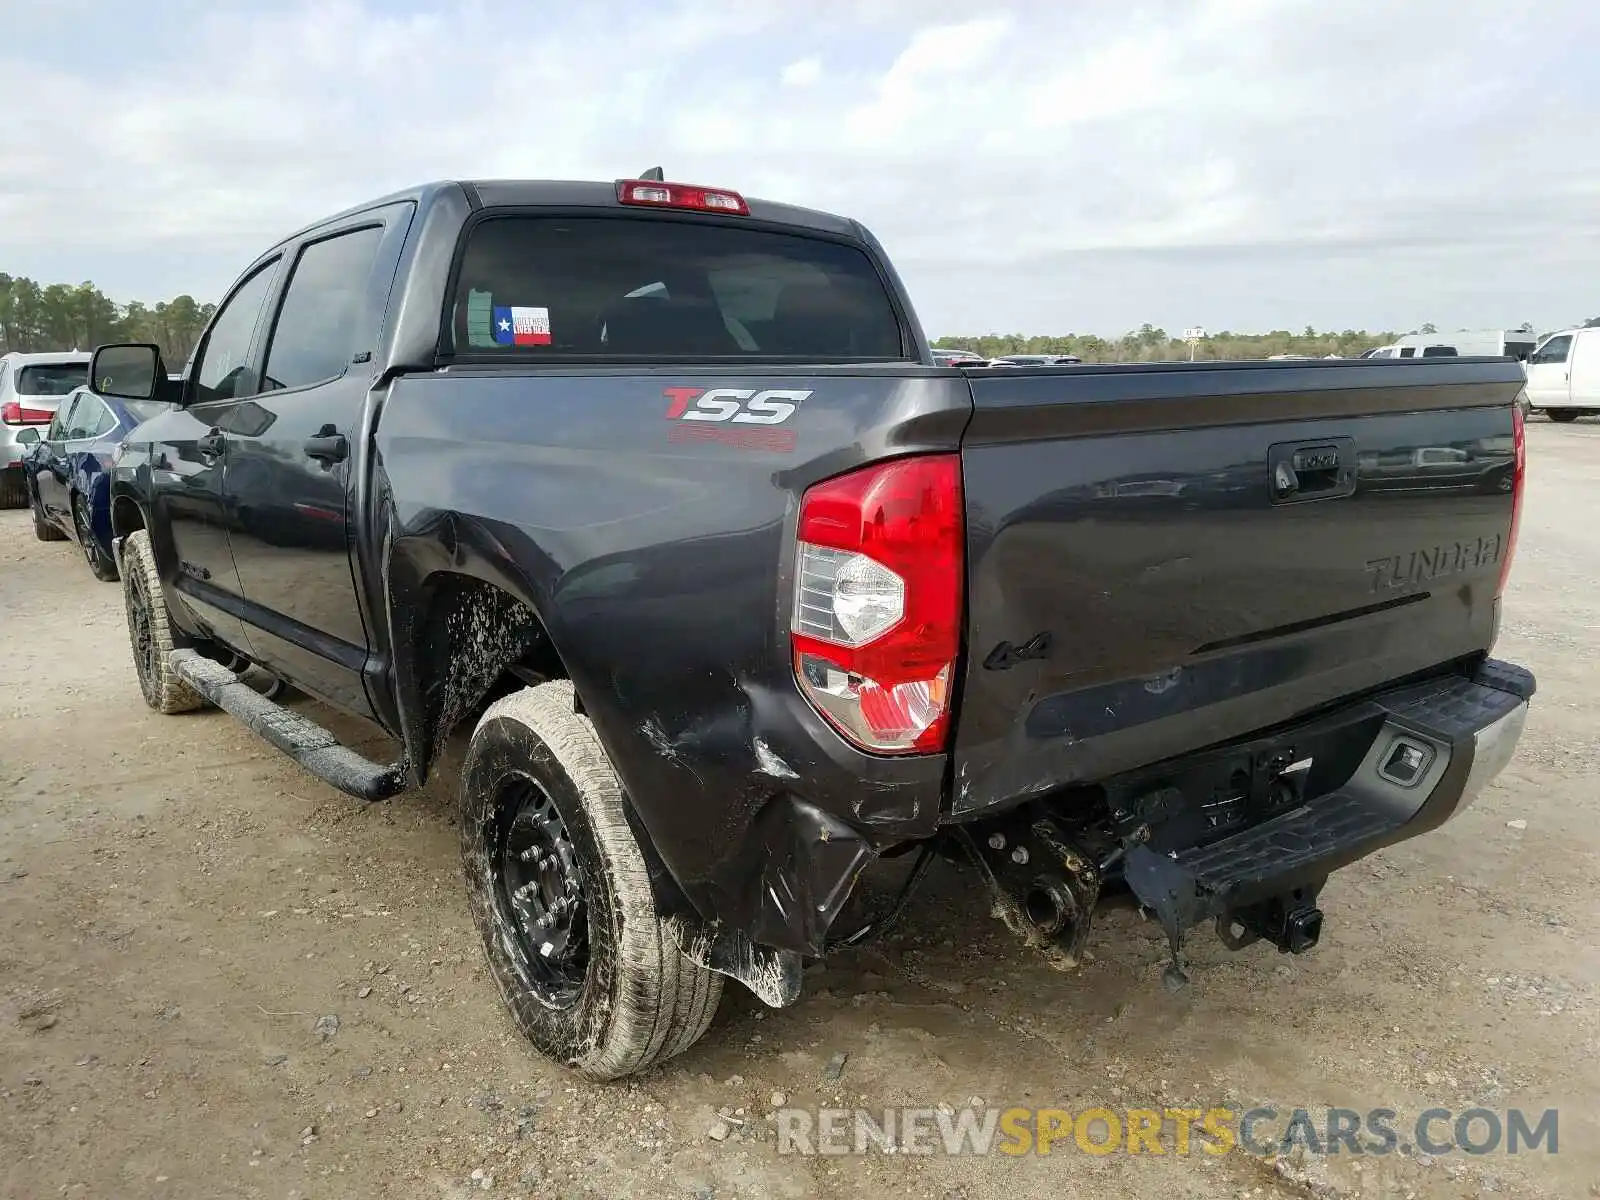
[91, 343, 167, 401]
[15, 427, 39, 446]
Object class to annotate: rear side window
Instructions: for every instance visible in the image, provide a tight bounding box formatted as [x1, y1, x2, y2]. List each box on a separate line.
[17, 363, 88, 396]
[70, 396, 116, 439]
[1422, 345, 1457, 357]
[450, 215, 906, 360]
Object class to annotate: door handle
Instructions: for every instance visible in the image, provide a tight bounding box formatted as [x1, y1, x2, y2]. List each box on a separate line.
[197, 430, 226, 458]
[1268, 436, 1357, 504]
[304, 432, 348, 464]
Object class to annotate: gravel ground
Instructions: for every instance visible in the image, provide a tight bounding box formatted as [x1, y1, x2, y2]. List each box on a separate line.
[2, 420, 1598, 1200]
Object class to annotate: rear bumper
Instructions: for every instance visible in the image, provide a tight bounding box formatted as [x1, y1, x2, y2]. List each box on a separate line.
[1123, 658, 1534, 937]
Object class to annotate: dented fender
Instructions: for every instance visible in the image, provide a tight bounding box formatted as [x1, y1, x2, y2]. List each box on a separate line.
[369, 368, 969, 958]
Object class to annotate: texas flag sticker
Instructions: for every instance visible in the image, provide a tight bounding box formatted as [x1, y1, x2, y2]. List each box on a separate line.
[492, 305, 553, 346]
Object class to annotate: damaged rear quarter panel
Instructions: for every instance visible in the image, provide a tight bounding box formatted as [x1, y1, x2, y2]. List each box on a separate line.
[375, 366, 971, 954]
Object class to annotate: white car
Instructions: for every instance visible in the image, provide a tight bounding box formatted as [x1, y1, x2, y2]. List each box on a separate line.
[1524, 327, 1600, 422]
[0, 351, 90, 507]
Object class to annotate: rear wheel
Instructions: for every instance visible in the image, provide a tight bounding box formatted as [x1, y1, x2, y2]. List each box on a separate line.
[0, 470, 27, 509]
[122, 530, 204, 714]
[1549, 409, 1579, 423]
[74, 495, 119, 581]
[461, 680, 722, 1080]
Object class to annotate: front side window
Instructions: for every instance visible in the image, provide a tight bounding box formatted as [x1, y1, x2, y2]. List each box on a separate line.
[450, 215, 906, 360]
[261, 225, 385, 392]
[192, 261, 279, 405]
[1531, 335, 1572, 365]
[48, 396, 79, 441]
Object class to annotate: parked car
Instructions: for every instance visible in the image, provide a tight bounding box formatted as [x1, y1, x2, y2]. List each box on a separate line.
[1523, 327, 1600, 421]
[92, 175, 1533, 1081]
[931, 348, 986, 366]
[23, 385, 174, 579]
[0, 351, 90, 507]
[995, 353, 1082, 366]
[1363, 343, 1459, 359]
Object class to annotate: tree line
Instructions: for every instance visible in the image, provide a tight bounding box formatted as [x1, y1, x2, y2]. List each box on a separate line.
[0, 274, 215, 366]
[5, 270, 1580, 368]
[933, 325, 1396, 362]
[931, 322, 1553, 363]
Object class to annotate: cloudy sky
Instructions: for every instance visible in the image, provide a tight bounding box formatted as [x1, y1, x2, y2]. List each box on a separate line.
[2, 0, 1596, 337]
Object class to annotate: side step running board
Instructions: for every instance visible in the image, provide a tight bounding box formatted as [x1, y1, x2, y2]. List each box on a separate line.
[169, 649, 407, 802]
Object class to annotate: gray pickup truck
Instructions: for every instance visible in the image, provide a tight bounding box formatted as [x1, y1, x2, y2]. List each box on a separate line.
[90, 175, 1533, 1079]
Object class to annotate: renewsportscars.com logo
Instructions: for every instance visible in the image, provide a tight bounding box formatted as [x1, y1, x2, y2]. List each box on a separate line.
[774, 1105, 1561, 1158]
[663, 386, 812, 452]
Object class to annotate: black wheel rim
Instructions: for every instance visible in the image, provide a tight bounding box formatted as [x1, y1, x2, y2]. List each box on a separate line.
[74, 502, 97, 567]
[491, 774, 588, 1008]
[126, 562, 157, 692]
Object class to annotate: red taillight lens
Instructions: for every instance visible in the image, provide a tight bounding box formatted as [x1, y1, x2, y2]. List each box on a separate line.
[791, 454, 964, 754]
[1, 401, 53, 425]
[1497, 400, 1526, 596]
[615, 179, 749, 215]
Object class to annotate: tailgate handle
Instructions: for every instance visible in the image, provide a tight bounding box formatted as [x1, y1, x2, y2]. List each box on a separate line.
[1268, 437, 1356, 504]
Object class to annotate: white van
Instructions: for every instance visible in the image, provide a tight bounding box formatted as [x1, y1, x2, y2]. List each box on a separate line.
[1434, 330, 1539, 360]
[1362, 342, 1460, 359]
[1362, 331, 1538, 361]
[1524, 327, 1600, 421]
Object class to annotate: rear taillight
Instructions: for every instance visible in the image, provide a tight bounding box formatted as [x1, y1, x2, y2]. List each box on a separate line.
[1497, 400, 1526, 596]
[615, 179, 749, 215]
[790, 454, 964, 754]
[1, 402, 52, 425]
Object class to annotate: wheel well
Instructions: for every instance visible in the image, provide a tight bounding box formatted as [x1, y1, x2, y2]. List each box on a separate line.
[112, 496, 146, 538]
[411, 572, 569, 772]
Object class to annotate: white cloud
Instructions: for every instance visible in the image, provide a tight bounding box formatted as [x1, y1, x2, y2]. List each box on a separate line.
[781, 56, 823, 87]
[3, 0, 1599, 335]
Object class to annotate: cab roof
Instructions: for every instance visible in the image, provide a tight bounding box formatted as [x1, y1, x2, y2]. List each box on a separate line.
[269, 178, 863, 256]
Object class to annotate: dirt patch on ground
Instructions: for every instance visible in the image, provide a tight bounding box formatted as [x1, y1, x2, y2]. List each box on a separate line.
[3, 421, 1598, 1199]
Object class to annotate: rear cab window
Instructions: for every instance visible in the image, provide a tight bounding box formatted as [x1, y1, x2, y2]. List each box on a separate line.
[17, 363, 88, 396]
[448, 215, 908, 361]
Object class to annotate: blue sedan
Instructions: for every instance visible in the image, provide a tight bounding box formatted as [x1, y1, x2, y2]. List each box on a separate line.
[24, 386, 174, 580]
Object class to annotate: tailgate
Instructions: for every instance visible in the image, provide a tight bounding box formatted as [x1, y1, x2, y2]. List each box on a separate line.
[951, 358, 1526, 815]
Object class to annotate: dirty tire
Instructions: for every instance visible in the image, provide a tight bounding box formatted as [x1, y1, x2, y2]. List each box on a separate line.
[122, 530, 204, 714]
[1548, 409, 1579, 423]
[0, 470, 27, 509]
[30, 487, 66, 542]
[462, 680, 722, 1080]
[75, 495, 119, 581]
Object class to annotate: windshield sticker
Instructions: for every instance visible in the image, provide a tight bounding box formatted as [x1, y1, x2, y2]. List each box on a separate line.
[465, 289, 497, 347]
[492, 306, 553, 347]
